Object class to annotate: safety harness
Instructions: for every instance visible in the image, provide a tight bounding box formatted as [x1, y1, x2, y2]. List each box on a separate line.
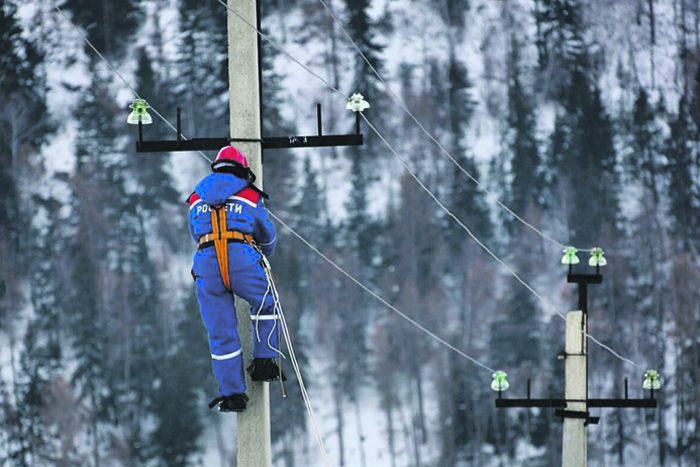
[197, 205, 253, 292]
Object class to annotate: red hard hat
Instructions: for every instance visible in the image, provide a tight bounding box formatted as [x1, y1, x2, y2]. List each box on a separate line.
[213, 146, 249, 169]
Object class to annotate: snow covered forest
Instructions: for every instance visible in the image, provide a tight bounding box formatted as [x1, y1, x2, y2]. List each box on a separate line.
[1, 0, 700, 465]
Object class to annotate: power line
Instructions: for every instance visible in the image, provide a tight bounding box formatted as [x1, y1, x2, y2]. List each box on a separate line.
[213, 0, 641, 370]
[52, 0, 492, 379]
[53, 0, 644, 377]
[50, 7, 497, 466]
[359, 114, 645, 372]
[51, 3, 213, 165]
[314, 0, 595, 253]
[269, 211, 496, 373]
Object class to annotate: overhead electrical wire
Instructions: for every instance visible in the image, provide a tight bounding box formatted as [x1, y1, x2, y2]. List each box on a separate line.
[52, 3, 213, 166]
[52, 5, 644, 439]
[50, 5, 499, 465]
[314, 0, 592, 252]
[213, 0, 644, 371]
[53, 0, 496, 373]
[269, 212, 496, 373]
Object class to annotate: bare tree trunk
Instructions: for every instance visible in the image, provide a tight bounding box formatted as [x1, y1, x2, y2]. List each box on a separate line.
[676, 344, 683, 467]
[398, 399, 415, 467]
[328, 0, 340, 91]
[649, 0, 657, 88]
[413, 364, 427, 444]
[333, 386, 345, 467]
[693, 338, 700, 467]
[9, 331, 28, 467]
[650, 216, 668, 465]
[534, 0, 547, 67]
[385, 399, 396, 467]
[353, 395, 367, 467]
[214, 415, 227, 467]
[409, 392, 423, 467]
[681, 0, 690, 93]
[92, 394, 100, 467]
[695, 0, 700, 50]
[618, 403, 625, 465]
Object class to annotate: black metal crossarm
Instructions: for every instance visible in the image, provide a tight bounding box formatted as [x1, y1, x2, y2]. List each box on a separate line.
[494, 377, 657, 409]
[494, 267, 659, 427]
[135, 104, 363, 153]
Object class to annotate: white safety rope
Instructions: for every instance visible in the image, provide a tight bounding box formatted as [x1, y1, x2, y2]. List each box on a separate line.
[260, 259, 333, 467]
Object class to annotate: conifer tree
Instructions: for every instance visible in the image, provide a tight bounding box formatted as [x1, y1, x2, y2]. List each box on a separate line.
[9, 320, 65, 465]
[665, 96, 698, 248]
[444, 53, 490, 251]
[148, 345, 204, 467]
[260, 28, 296, 207]
[61, 0, 145, 58]
[177, 0, 229, 141]
[551, 69, 618, 246]
[129, 47, 183, 246]
[505, 37, 544, 226]
[534, 0, 587, 96]
[627, 88, 665, 203]
[344, 0, 384, 105]
[68, 61, 117, 408]
[432, 0, 470, 31]
[0, 0, 46, 276]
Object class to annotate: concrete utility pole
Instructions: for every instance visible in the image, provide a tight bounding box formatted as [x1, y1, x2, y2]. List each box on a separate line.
[228, 0, 271, 466]
[563, 311, 587, 467]
[494, 271, 656, 467]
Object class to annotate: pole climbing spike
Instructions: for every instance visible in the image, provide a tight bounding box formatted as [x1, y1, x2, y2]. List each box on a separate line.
[127, 98, 153, 125]
[346, 93, 370, 112]
[491, 371, 509, 392]
[561, 247, 580, 265]
[588, 247, 607, 267]
[643, 370, 661, 390]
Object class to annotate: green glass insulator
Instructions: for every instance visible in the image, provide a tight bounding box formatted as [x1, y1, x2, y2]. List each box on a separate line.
[346, 93, 370, 112]
[127, 98, 153, 125]
[491, 371, 509, 392]
[561, 247, 580, 265]
[643, 370, 661, 390]
[589, 247, 607, 267]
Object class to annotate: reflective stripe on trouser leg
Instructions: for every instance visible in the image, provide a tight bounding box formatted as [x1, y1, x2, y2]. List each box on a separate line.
[195, 276, 246, 395]
[230, 262, 281, 359]
[250, 314, 281, 358]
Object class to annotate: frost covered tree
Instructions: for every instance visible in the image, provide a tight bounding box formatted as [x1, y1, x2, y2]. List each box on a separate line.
[61, 0, 145, 58]
[504, 37, 544, 225]
[534, 0, 587, 95]
[665, 97, 698, 249]
[344, 0, 384, 104]
[176, 0, 228, 141]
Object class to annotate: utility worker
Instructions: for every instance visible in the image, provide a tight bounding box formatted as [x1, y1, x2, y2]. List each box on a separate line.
[188, 146, 285, 413]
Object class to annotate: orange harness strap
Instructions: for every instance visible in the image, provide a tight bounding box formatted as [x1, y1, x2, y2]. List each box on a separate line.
[210, 206, 232, 292]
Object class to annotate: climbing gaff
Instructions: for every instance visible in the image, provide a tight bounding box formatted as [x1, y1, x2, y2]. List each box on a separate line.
[346, 93, 370, 112]
[491, 371, 510, 392]
[588, 247, 607, 267]
[127, 98, 153, 125]
[643, 370, 661, 391]
[561, 247, 580, 265]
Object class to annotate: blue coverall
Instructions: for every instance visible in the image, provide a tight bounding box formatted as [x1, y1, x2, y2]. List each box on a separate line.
[188, 172, 278, 396]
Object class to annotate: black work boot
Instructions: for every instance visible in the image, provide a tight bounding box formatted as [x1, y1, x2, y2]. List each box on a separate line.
[247, 358, 287, 382]
[208, 393, 249, 412]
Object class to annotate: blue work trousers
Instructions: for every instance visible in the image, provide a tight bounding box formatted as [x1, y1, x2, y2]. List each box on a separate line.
[194, 244, 280, 396]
